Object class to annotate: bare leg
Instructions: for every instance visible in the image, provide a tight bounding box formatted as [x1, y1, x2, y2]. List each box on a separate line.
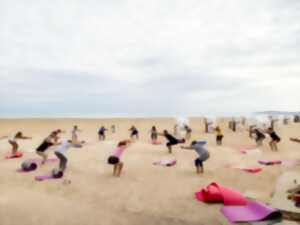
[42, 153, 48, 164]
[10, 142, 18, 155]
[37, 151, 48, 164]
[113, 165, 117, 176]
[200, 166, 204, 173]
[196, 166, 200, 174]
[274, 142, 278, 151]
[269, 141, 274, 151]
[117, 162, 124, 177]
[196, 166, 203, 174]
[168, 146, 172, 154]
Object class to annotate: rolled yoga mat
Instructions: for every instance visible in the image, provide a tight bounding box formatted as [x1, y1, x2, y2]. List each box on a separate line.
[195, 182, 248, 205]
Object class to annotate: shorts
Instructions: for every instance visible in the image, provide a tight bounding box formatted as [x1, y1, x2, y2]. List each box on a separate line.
[195, 158, 203, 167]
[9, 140, 17, 145]
[272, 138, 281, 142]
[108, 156, 119, 165]
[166, 140, 179, 147]
[216, 135, 223, 142]
[131, 131, 138, 136]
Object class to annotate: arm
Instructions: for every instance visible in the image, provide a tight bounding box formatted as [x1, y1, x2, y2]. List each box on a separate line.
[19, 135, 32, 139]
[290, 138, 300, 143]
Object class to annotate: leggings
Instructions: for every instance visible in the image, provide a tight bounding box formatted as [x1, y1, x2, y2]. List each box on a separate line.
[54, 152, 68, 171]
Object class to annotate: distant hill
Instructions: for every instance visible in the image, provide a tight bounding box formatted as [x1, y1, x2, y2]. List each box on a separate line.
[255, 111, 300, 116]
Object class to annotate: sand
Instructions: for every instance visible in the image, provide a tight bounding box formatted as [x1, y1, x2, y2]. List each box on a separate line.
[0, 118, 300, 225]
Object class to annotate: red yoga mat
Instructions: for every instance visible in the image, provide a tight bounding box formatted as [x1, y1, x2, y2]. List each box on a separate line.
[195, 182, 248, 205]
[5, 151, 23, 159]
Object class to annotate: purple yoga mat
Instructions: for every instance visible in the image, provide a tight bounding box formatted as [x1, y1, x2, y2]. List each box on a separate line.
[221, 201, 280, 223]
[35, 175, 54, 181]
[16, 168, 33, 173]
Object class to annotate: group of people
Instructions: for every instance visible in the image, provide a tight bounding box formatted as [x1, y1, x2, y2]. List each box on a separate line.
[250, 127, 281, 151]
[1, 119, 299, 178]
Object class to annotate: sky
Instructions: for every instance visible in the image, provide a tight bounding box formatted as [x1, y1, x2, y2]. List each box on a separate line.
[0, 0, 299, 117]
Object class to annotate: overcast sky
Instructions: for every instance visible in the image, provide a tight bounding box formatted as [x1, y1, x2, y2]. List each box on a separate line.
[0, 0, 299, 117]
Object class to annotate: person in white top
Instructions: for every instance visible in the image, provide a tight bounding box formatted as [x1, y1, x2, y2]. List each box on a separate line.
[54, 140, 84, 172]
[71, 125, 84, 144]
[8, 132, 32, 156]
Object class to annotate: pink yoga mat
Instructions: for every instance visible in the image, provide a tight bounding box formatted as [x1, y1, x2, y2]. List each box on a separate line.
[153, 159, 176, 167]
[195, 182, 248, 205]
[35, 175, 54, 181]
[150, 140, 162, 145]
[232, 166, 263, 173]
[221, 201, 281, 223]
[281, 160, 300, 166]
[258, 160, 282, 166]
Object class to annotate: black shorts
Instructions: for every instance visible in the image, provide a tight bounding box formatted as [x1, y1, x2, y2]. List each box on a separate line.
[194, 158, 203, 167]
[166, 140, 179, 147]
[216, 135, 223, 141]
[131, 131, 138, 136]
[108, 156, 119, 165]
[272, 138, 281, 142]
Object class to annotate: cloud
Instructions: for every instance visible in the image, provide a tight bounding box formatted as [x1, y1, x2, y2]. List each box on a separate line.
[0, 0, 299, 117]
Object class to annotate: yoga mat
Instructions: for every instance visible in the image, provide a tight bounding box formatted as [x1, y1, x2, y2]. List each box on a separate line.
[35, 175, 54, 181]
[221, 201, 281, 223]
[26, 158, 57, 163]
[153, 159, 176, 167]
[35, 174, 63, 182]
[150, 140, 162, 145]
[232, 166, 263, 173]
[281, 160, 300, 167]
[240, 148, 261, 155]
[270, 172, 300, 213]
[258, 160, 282, 166]
[5, 151, 23, 159]
[195, 182, 248, 205]
[17, 168, 34, 173]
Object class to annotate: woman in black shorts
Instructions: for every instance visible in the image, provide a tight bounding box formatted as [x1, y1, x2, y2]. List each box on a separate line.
[266, 128, 280, 151]
[36, 131, 59, 164]
[129, 126, 139, 140]
[158, 130, 185, 153]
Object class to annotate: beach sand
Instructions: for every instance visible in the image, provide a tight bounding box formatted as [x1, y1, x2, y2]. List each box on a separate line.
[0, 118, 300, 225]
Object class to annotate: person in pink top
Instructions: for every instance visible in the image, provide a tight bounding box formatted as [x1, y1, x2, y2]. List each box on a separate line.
[107, 140, 131, 177]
